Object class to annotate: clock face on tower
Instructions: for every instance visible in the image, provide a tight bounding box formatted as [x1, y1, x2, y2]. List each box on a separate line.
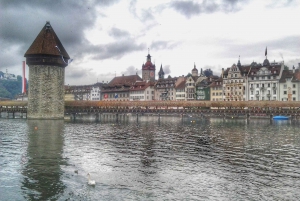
[150, 71, 154, 77]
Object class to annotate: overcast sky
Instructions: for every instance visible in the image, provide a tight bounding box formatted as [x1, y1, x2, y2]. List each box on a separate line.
[1, 0, 299, 85]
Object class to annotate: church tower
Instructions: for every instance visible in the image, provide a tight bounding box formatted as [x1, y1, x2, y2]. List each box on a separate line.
[192, 63, 198, 76]
[24, 21, 70, 119]
[158, 64, 165, 79]
[142, 51, 156, 82]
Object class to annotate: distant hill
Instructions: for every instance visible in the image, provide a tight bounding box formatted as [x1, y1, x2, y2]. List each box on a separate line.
[0, 71, 26, 99]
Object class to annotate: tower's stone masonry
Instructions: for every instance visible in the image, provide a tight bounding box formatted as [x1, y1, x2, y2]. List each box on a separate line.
[28, 65, 65, 119]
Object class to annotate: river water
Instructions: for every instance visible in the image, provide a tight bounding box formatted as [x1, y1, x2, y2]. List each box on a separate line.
[0, 116, 300, 201]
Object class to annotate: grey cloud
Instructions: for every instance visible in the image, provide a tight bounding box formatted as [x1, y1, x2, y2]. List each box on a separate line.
[108, 28, 130, 38]
[0, 0, 119, 75]
[121, 66, 138, 76]
[129, 0, 155, 22]
[92, 40, 146, 60]
[285, 59, 300, 69]
[150, 41, 179, 50]
[215, 35, 300, 63]
[170, 0, 248, 18]
[266, 0, 297, 8]
[163, 65, 171, 75]
[170, 1, 202, 18]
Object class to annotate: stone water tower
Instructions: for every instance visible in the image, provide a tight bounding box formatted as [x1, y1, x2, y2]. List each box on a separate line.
[24, 21, 70, 119]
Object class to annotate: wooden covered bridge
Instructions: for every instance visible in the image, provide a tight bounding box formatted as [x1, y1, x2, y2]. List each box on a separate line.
[1, 100, 300, 119]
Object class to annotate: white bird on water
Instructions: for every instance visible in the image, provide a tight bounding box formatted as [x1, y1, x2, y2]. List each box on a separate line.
[55, 45, 73, 65]
[87, 173, 96, 186]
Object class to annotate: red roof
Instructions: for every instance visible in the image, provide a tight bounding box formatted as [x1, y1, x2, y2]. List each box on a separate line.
[108, 75, 142, 86]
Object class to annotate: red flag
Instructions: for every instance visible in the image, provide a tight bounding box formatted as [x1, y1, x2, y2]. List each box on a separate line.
[22, 61, 26, 94]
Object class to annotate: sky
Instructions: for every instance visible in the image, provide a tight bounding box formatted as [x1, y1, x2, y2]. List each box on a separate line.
[1, 0, 300, 85]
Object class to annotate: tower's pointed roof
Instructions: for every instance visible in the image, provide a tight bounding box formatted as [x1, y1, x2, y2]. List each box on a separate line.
[192, 62, 198, 71]
[142, 52, 155, 70]
[237, 55, 241, 68]
[158, 64, 164, 74]
[24, 21, 70, 59]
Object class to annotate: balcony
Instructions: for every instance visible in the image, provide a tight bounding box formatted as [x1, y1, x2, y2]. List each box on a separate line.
[260, 87, 265, 91]
[272, 87, 277, 90]
[250, 87, 254, 90]
[267, 94, 271, 97]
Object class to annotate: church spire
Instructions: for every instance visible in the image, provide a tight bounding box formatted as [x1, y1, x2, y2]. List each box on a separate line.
[158, 64, 165, 79]
[237, 55, 241, 68]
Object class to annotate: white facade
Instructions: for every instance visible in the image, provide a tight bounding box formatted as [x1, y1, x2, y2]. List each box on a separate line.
[90, 86, 101, 101]
[248, 64, 284, 101]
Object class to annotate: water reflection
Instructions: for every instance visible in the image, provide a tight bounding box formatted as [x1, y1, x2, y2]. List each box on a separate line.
[1, 117, 299, 200]
[22, 120, 65, 200]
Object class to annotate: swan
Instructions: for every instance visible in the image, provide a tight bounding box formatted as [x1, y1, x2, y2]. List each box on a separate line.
[87, 173, 96, 186]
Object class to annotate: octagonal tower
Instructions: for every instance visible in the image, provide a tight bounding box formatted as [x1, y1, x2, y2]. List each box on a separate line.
[24, 21, 70, 119]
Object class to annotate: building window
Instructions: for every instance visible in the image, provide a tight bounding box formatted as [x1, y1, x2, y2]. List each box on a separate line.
[284, 84, 287, 89]
[293, 91, 296, 95]
[293, 84, 296, 88]
[284, 91, 287, 95]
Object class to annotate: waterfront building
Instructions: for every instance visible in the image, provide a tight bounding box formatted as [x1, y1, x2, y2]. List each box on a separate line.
[102, 74, 142, 101]
[222, 57, 249, 101]
[65, 85, 92, 101]
[278, 67, 300, 101]
[195, 68, 209, 100]
[210, 77, 223, 101]
[292, 63, 300, 101]
[185, 64, 199, 101]
[24, 21, 70, 119]
[154, 76, 185, 100]
[175, 79, 186, 101]
[247, 59, 284, 101]
[90, 82, 106, 101]
[129, 81, 155, 101]
[185, 74, 197, 101]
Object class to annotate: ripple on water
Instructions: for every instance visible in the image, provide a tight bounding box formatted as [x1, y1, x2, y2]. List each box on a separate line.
[1, 118, 300, 200]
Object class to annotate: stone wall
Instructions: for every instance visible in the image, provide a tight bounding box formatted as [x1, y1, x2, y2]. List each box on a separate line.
[28, 65, 65, 119]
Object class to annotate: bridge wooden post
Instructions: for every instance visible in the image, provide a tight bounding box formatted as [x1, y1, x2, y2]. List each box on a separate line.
[136, 113, 139, 124]
[158, 113, 160, 124]
[95, 113, 100, 122]
[116, 113, 119, 123]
